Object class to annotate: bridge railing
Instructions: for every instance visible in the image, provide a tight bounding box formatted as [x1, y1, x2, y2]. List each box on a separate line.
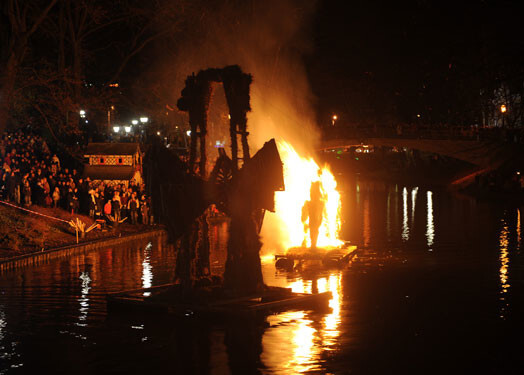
[322, 125, 524, 144]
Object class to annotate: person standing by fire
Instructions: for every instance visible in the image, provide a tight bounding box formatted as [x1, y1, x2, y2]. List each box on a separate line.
[302, 179, 325, 249]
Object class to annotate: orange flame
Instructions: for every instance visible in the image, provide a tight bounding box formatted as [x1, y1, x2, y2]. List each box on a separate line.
[266, 141, 343, 250]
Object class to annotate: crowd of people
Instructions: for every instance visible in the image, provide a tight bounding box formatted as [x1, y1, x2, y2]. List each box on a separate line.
[0, 130, 152, 226]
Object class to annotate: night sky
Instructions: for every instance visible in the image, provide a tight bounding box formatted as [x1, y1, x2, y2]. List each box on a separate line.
[307, 0, 524, 126]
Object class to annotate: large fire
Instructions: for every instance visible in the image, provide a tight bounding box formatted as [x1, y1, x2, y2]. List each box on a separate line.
[268, 141, 343, 251]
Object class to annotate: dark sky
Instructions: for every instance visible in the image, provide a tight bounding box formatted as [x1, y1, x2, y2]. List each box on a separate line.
[306, 0, 524, 126]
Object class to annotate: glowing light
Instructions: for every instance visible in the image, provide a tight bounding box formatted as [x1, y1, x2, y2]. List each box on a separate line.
[140, 117, 149, 123]
[426, 191, 434, 249]
[79, 109, 86, 118]
[157, 131, 161, 136]
[268, 141, 343, 250]
[186, 130, 191, 136]
[132, 120, 138, 125]
[113, 126, 120, 133]
[124, 126, 131, 133]
[500, 104, 507, 113]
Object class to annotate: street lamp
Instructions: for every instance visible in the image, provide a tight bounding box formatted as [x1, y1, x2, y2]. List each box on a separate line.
[124, 126, 131, 133]
[140, 117, 149, 123]
[113, 126, 120, 133]
[501, 104, 507, 127]
[332, 114, 338, 126]
[132, 119, 138, 125]
[79, 110, 86, 118]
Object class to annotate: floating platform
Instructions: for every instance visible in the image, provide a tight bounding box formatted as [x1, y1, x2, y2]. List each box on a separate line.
[107, 284, 332, 318]
[275, 243, 358, 270]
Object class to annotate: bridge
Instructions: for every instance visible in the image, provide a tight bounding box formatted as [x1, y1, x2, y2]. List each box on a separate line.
[320, 127, 524, 169]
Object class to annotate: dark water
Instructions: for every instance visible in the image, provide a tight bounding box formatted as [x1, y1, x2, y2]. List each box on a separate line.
[1, 179, 524, 374]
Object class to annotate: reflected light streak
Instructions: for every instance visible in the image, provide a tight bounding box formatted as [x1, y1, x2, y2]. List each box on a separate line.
[401, 187, 410, 241]
[142, 245, 153, 297]
[386, 191, 391, 240]
[499, 218, 510, 319]
[322, 275, 341, 346]
[78, 271, 91, 322]
[426, 191, 434, 250]
[518, 209, 521, 251]
[363, 197, 370, 247]
[411, 187, 418, 224]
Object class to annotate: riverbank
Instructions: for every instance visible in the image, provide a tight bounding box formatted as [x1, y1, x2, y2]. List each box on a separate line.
[0, 203, 160, 260]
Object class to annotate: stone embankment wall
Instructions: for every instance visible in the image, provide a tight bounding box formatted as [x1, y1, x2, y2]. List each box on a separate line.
[0, 229, 167, 272]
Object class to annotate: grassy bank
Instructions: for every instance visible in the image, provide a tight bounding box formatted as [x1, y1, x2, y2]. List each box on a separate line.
[0, 204, 152, 260]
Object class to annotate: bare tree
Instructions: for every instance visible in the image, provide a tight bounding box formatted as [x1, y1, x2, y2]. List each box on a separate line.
[0, 0, 58, 132]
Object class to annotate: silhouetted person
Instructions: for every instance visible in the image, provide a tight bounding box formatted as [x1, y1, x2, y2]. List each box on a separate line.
[302, 180, 324, 249]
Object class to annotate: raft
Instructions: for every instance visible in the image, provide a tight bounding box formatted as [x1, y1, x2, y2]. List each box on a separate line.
[275, 243, 358, 270]
[107, 284, 332, 318]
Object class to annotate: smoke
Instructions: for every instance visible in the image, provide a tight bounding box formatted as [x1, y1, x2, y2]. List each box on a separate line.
[173, 0, 319, 153]
[172, 0, 319, 253]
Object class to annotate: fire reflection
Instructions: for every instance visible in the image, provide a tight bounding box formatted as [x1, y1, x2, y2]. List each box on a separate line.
[499, 218, 510, 319]
[426, 191, 434, 250]
[263, 272, 342, 373]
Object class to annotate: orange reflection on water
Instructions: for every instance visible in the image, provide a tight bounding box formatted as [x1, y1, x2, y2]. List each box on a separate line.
[499, 218, 510, 319]
[262, 271, 342, 374]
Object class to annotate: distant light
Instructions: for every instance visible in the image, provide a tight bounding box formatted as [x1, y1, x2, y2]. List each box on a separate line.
[124, 126, 131, 133]
[140, 117, 149, 123]
[79, 110, 86, 118]
[113, 126, 120, 133]
[332, 114, 337, 125]
[132, 120, 138, 125]
[416, 114, 421, 118]
[110, 105, 115, 110]
[517, 171, 521, 175]
[109, 83, 119, 87]
[332, 115, 338, 120]
[186, 130, 191, 136]
[157, 131, 161, 136]
[227, 114, 231, 120]
[501, 104, 507, 113]
[85, 120, 88, 123]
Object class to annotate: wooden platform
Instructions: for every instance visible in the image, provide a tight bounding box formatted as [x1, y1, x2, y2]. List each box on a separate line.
[275, 244, 358, 270]
[107, 284, 332, 318]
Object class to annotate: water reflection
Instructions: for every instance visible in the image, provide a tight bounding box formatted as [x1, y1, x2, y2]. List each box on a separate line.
[363, 197, 371, 247]
[262, 271, 342, 374]
[518, 208, 521, 251]
[411, 187, 418, 226]
[78, 271, 91, 325]
[402, 187, 410, 241]
[499, 217, 510, 319]
[142, 242, 153, 296]
[426, 191, 434, 250]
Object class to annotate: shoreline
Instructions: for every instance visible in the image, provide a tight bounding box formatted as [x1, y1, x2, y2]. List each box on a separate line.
[0, 226, 167, 272]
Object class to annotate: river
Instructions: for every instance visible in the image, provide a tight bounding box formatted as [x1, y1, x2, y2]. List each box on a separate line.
[1, 178, 523, 374]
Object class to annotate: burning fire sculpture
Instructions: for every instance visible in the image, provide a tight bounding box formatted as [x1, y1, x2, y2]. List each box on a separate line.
[270, 141, 343, 252]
